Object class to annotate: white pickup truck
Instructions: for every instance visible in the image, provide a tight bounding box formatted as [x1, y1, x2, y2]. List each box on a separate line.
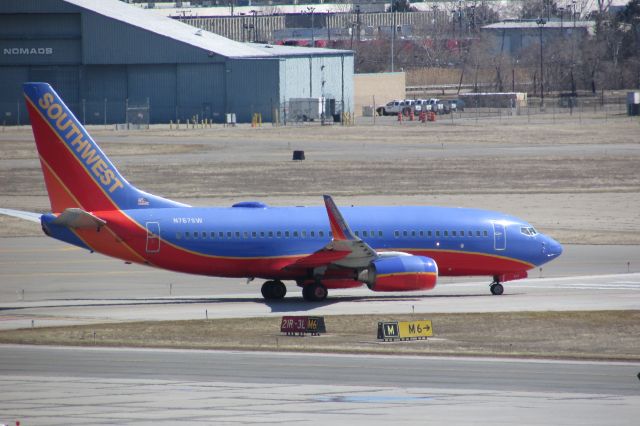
[376, 100, 415, 116]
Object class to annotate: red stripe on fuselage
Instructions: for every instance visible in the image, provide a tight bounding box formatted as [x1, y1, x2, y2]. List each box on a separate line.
[407, 249, 532, 276]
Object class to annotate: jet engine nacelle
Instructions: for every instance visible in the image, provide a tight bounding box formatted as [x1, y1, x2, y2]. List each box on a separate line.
[359, 255, 438, 292]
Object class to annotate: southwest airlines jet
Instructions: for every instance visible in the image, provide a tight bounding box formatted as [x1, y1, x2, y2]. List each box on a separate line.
[4, 83, 563, 301]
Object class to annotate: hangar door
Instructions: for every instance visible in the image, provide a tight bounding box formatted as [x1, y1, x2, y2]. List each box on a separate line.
[127, 65, 177, 124]
[177, 64, 225, 123]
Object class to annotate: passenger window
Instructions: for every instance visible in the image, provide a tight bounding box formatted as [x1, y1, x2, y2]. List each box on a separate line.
[355, 231, 359, 237]
[252, 231, 257, 238]
[227, 231, 232, 238]
[302, 231, 306, 237]
[444, 231, 449, 237]
[476, 230, 481, 237]
[436, 231, 440, 237]
[319, 231, 324, 237]
[419, 231, 424, 237]
[285, 231, 290, 238]
[403, 230, 408, 237]
[210, 232, 215, 238]
[194, 231, 199, 239]
[185, 231, 191, 239]
[379, 231, 383, 237]
[310, 231, 315, 237]
[428, 231, 432, 237]
[483, 230, 488, 237]
[452, 231, 457, 237]
[268, 231, 274, 237]
[176, 232, 182, 240]
[293, 231, 299, 237]
[277, 231, 282, 237]
[394, 231, 400, 238]
[260, 231, 265, 237]
[411, 231, 416, 237]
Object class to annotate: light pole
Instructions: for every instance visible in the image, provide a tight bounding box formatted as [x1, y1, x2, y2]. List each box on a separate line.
[537, 18, 546, 108]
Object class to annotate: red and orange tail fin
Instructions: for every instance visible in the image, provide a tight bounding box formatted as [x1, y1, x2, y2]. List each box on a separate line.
[23, 83, 185, 213]
[323, 195, 356, 241]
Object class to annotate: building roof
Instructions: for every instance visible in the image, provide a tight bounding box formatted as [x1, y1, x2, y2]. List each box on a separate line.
[64, 0, 350, 59]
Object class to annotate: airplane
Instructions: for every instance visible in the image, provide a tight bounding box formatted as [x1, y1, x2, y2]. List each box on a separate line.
[1, 82, 563, 302]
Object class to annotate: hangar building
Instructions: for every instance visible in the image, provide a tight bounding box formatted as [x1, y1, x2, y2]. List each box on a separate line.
[0, 0, 354, 124]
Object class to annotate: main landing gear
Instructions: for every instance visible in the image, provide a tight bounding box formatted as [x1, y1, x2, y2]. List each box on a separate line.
[302, 282, 328, 302]
[490, 275, 504, 296]
[261, 280, 287, 300]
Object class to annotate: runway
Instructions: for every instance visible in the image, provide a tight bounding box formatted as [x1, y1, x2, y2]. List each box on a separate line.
[1, 345, 638, 425]
[1, 237, 639, 330]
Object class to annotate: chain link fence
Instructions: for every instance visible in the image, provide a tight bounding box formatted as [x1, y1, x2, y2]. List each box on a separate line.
[1, 97, 353, 127]
[360, 94, 632, 126]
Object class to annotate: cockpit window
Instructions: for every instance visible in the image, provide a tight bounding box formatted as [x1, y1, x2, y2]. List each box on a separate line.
[520, 227, 538, 236]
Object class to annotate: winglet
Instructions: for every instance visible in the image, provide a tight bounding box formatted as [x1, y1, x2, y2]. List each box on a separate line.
[323, 195, 356, 241]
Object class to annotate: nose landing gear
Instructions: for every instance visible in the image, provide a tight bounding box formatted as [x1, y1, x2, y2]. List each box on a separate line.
[490, 275, 504, 295]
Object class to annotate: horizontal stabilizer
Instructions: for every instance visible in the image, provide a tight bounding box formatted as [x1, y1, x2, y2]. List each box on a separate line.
[52, 208, 106, 229]
[0, 208, 42, 223]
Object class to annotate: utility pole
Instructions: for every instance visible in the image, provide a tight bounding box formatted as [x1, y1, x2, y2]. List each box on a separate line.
[537, 18, 546, 108]
[308, 6, 316, 47]
[391, 4, 396, 72]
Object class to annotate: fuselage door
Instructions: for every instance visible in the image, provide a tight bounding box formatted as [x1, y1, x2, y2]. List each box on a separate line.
[146, 221, 161, 253]
[492, 222, 506, 251]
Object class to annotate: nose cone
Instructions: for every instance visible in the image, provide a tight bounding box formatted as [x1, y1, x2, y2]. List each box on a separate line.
[543, 236, 563, 259]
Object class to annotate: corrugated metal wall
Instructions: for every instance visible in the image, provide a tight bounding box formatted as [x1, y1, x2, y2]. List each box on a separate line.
[227, 58, 280, 122]
[279, 53, 354, 114]
[1, 0, 78, 14]
[177, 63, 225, 121]
[81, 11, 226, 65]
[0, 0, 355, 124]
[178, 11, 446, 42]
[128, 65, 177, 123]
[0, 66, 29, 125]
[80, 65, 128, 124]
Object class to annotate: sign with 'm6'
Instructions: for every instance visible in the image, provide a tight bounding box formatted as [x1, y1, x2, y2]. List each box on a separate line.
[398, 320, 433, 339]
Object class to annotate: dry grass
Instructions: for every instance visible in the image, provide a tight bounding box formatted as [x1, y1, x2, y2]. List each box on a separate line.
[1, 311, 638, 361]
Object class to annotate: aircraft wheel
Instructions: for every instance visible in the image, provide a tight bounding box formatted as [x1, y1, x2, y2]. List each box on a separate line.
[302, 282, 328, 302]
[261, 280, 287, 300]
[490, 283, 504, 296]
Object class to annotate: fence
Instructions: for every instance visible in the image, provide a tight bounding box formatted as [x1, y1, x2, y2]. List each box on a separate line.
[0, 97, 353, 127]
[359, 94, 631, 126]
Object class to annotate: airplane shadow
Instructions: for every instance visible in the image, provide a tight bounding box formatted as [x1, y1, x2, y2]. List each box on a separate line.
[1, 292, 505, 314]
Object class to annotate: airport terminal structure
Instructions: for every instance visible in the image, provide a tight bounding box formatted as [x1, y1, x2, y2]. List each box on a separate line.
[0, 0, 354, 124]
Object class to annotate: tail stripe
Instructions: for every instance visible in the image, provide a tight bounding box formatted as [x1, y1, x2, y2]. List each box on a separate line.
[23, 83, 186, 211]
[25, 95, 122, 212]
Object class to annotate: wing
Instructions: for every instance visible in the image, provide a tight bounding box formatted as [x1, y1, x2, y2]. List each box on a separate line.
[0, 208, 42, 223]
[284, 195, 378, 271]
